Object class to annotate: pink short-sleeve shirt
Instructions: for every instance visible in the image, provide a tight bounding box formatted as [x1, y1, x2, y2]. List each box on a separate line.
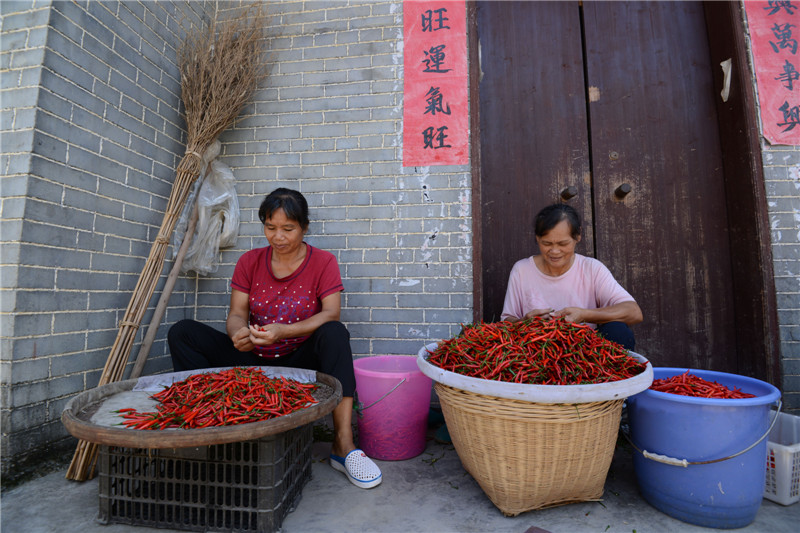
[500, 254, 635, 327]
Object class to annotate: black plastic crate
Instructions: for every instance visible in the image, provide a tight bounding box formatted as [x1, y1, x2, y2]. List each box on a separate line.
[97, 423, 312, 532]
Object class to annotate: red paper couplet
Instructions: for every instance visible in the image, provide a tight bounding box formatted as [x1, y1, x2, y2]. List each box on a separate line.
[403, 0, 469, 166]
[744, 0, 800, 145]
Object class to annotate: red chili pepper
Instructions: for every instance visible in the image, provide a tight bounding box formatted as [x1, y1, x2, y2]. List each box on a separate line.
[650, 370, 755, 399]
[117, 367, 319, 430]
[427, 317, 647, 385]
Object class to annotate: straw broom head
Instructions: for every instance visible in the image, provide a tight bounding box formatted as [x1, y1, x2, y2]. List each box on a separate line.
[179, 2, 269, 173]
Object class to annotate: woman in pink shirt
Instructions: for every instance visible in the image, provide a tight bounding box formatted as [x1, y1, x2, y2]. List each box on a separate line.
[501, 203, 643, 350]
[169, 188, 381, 489]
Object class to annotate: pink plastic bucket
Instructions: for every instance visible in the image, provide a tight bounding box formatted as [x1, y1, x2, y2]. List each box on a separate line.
[354, 356, 432, 460]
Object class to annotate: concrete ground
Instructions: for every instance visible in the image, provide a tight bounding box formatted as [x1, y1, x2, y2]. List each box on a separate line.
[2, 421, 799, 533]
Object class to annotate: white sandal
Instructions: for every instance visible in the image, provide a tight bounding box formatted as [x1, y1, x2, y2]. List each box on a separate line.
[329, 449, 382, 489]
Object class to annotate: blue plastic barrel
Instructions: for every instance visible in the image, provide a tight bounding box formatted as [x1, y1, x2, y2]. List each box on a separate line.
[626, 368, 781, 529]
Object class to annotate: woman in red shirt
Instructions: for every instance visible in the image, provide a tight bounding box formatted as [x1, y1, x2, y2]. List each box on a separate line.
[169, 188, 381, 489]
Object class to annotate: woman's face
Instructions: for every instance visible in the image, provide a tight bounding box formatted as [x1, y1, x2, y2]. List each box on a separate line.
[536, 220, 580, 273]
[263, 208, 307, 256]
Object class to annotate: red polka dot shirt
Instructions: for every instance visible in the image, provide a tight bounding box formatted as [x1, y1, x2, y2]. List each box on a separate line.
[231, 244, 344, 358]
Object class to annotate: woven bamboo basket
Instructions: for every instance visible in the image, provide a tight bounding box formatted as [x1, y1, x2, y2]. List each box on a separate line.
[436, 382, 624, 516]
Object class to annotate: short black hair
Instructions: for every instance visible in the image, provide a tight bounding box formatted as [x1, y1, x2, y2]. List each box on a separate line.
[258, 188, 310, 229]
[534, 203, 581, 239]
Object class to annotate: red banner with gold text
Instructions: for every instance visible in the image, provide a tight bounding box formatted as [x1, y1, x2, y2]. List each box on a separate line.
[403, 0, 468, 166]
[745, 0, 800, 145]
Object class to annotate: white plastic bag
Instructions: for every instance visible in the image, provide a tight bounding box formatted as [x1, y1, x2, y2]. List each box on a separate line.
[171, 141, 220, 260]
[180, 159, 240, 275]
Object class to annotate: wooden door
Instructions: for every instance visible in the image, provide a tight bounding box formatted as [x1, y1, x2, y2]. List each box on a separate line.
[475, 1, 763, 374]
[476, 1, 592, 322]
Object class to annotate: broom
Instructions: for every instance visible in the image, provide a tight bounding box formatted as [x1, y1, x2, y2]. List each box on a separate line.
[66, 3, 268, 481]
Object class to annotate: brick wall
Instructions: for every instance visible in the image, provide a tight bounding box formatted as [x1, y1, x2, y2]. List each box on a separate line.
[762, 147, 800, 412]
[0, 0, 214, 480]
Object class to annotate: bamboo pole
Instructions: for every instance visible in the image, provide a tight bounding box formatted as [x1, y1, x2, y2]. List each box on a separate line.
[130, 201, 200, 380]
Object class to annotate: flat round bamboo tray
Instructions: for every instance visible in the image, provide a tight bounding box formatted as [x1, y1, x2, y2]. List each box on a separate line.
[61, 368, 341, 449]
[436, 382, 624, 516]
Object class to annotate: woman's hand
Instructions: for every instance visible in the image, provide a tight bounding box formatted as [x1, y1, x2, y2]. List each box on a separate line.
[552, 307, 586, 323]
[553, 301, 643, 326]
[228, 290, 256, 352]
[231, 326, 256, 352]
[523, 308, 555, 321]
[248, 323, 287, 346]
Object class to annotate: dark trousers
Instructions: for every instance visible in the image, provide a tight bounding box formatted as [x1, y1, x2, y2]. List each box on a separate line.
[168, 319, 357, 397]
[597, 321, 636, 352]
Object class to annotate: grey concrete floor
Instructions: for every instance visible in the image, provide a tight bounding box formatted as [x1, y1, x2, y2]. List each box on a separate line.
[2, 424, 799, 533]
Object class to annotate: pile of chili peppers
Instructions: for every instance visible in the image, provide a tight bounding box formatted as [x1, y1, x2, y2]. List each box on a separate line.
[117, 367, 318, 430]
[650, 370, 755, 399]
[427, 317, 647, 385]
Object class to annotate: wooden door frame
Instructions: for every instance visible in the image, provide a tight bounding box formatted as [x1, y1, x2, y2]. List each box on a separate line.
[469, 1, 782, 384]
[702, 1, 781, 385]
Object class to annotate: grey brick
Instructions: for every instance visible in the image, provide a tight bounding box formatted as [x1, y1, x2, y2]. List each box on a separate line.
[0, 84, 39, 112]
[371, 107, 402, 121]
[323, 81, 371, 97]
[17, 243, 90, 271]
[103, 103, 154, 142]
[12, 329, 87, 361]
[323, 220, 370, 234]
[10, 47, 45, 69]
[303, 70, 349, 86]
[348, 322, 397, 338]
[424, 309, 471, 324]
[290, 138, 313, 151]
[345, 293, 395, 309]
[356, 28, 385, 43]
[11, 374, 85, 407]
[348, 66, 397, 82]
[278, 111, 323, 126]
[279, 86, 323, 100]
[301, 96, 347, 112]
[772, 244, 800, 261]
[1, 153, 32, 177]
[301, 151, 346, 165]
[8, 358, 50, 384]
[266, 72, 303, 89]
[62, 5, 115, 46]
[348, 148, 395, 162]
[301, 123, 348, 138]
[9, 403, 48, 429]
[0, 129, 33, 155]
[0, 196, 25, 218]
[325, 5, 372, 21]
[303, 44, 347, 60]
[313, 138, 336, 151]
[14, 266, 54, 289]
[371, 339, 429, 356]
[2, 2, 49, 31]
[357, 134, 384, 149]
[334, 137, 359, 150]
[388, 249, 415, 263]
[255, 126, 302, 141]
[256, 99, 304, 114]
[276, 165, 323, 179]
[349, 120, 396, 135]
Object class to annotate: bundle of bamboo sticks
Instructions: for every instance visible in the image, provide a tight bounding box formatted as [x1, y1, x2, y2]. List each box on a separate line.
[66, 3, 268, 481]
